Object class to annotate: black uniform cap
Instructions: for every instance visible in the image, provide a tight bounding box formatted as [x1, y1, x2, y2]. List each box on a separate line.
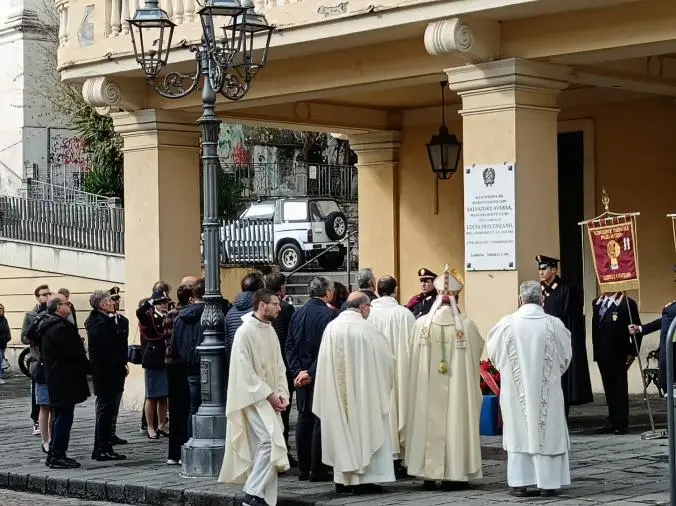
[418, 268, 437, 281]
[109, 286, 121, 299]
[536, 255, 559, 270]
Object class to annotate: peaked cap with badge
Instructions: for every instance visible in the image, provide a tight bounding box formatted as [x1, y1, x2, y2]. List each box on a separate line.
[418, 268, 437, 281]
[536, 255, 559, 270]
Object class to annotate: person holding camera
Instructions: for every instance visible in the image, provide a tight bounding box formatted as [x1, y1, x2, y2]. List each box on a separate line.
[137, 288, 171, 440]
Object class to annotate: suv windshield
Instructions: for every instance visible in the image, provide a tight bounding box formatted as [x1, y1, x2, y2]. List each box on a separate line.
[241, 202, 275, 220]
[310, 200, 340, 221]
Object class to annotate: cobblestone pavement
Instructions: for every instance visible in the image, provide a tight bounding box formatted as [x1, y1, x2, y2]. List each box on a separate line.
[0, 489, 124, 505]
[0, 373, 671, 505]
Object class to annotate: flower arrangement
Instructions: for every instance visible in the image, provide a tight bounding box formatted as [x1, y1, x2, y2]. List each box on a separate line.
[479, 359, 500, 396]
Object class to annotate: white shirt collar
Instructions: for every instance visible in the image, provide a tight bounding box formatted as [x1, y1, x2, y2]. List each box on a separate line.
[597, 294, 624, 306]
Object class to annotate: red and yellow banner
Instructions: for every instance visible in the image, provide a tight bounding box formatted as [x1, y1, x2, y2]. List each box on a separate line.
[587, 217, 640, 292]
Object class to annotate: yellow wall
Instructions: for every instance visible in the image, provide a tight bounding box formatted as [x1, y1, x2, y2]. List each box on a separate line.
[397, 118, 466, 303]
[561, 97, 676, 312]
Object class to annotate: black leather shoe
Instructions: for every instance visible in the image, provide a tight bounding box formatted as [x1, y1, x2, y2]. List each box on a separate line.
[540, 489, 559, 497]
[595, 424, 615, 434]
[509, 487, 529, 497]
[92, 450, 127, 461]
[242, 493, 269, 506]
[110, 435, 128, 445]
[309, 472, 332, 482]
[335, 483, 353, 494]
[49, 456, 80, 469]
[613, 427, 629, 435]
[440, 481, 470, 491]
[422, 480, 438, 491]
[353, 483, 384, 494]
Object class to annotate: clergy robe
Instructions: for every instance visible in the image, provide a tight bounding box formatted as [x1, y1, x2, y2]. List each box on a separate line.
[219, 314, 290, 506]
[404, 305, 484, 482]
[368, 296, 416, 460]
[312, 310, 396, 486]
[541, 277, 593, 406]
[487, 304, 572, 490]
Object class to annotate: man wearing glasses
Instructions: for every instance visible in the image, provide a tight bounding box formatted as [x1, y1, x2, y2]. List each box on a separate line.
[21, 285, 51, 436]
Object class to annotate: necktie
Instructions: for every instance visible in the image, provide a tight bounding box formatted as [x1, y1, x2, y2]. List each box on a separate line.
[599, 298, 611, 319]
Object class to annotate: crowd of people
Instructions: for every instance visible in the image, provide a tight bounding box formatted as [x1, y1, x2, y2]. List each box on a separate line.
[4, 257, 673, 506]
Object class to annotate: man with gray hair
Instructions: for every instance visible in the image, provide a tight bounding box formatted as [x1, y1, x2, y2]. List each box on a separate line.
[487, 280, 572, 497]
[285, 276, 336, 481]
[85, 290, 128, 461]
[340, 268, 378, 311]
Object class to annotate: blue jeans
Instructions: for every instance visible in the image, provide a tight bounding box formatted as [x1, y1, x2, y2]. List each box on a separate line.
[187, 374, 201, 438]
[50, 404, 75, 459]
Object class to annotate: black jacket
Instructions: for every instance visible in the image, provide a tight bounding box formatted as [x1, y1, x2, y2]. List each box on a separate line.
[0, 316, 10, 349]
[85, 311, 127, 397]
[285, 298, 337, 412]
[224, 291, 255, 360]
[640, 301, 676, 390]
[271, 299, 295, 367]
[40, 314, 92, 406]
[172, 303, 205, 375]
[591, 295, 642, 363]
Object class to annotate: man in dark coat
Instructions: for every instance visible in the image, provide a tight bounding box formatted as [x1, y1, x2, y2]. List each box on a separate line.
[537, 255, 593, 416]
[172, 278, 206, 435]
[108, 286, 129, 446]
[40, 293, 92, 469]
[224, 272, 265, 391]
[406, 268, 438, 318]
[629, 266, 676, 395]
[591, 291, 642, 435]
[86, 290, 127, 461]
[265, 272, 297, 466]
[285, 276, 337, 482]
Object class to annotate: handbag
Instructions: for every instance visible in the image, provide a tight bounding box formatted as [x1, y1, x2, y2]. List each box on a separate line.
[142, 340, 165, 370]
[127, 326, 143, 365]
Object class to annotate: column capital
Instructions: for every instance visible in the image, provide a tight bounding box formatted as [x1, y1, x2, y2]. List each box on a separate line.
[347, 130, 401, 169]
[111, 109, 201, 152]
[424, 16, 500, 64]
[446, 58, 570, 115]
[446, 58, 570, 94]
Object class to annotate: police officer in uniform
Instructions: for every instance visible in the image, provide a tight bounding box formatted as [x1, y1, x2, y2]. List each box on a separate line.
[406, 268, 437, 318]
[629, 265, 676, 396]
[592, 291, 642, 435]
[537, 255, 593, 417]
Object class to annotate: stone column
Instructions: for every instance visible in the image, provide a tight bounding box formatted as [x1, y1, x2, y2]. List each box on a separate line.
[112, 109, 202, 407]
[446, 58, 570, 335]
[348, 131, 401, 280]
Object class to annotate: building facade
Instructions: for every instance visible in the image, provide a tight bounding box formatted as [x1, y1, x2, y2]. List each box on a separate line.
[56, 0, 676, 393]
[0, 0, 85, 197]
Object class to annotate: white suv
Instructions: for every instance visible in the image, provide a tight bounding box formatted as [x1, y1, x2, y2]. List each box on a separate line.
[228, 197, 348, 271]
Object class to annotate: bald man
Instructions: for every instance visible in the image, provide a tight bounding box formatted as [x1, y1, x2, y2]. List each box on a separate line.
[313, 291, 396, 493]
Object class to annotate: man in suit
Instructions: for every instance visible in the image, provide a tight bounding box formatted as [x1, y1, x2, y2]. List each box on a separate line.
[592, 292, 642, 435]
[285, 276, 337, 482]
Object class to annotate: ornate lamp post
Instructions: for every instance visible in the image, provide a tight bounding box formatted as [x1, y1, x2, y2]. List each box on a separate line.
[127, 0, 274, 477]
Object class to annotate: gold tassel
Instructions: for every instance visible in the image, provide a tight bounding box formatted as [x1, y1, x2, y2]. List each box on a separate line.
[438, 361, 448, 375]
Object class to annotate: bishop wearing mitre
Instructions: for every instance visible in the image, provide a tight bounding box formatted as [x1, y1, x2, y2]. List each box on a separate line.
[367, 275, 416, 478]
[404, 267, 484, 491]
[313, 292, 396, 494]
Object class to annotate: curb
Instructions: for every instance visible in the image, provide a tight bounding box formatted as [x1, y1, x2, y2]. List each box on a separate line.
[0, 471, 332, 506]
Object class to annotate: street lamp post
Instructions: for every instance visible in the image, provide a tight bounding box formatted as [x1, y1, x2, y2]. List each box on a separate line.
[127, 0, 274, 477]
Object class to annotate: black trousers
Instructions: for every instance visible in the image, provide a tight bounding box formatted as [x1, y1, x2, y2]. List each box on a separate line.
[50, 404, 75, 459]
[31, 378, 40, 423]
[167, 362, 190, 462]
[597, 359, 629, 428]
[110, 391, 123, 437]
[281, 375, 294, 453]
[296, 411, 328, 477]
[95, 393, 121, 452]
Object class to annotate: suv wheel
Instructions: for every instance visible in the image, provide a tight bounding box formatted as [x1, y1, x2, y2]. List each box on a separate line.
[325, 211, 348, 241]
[278, 243, 304, 271]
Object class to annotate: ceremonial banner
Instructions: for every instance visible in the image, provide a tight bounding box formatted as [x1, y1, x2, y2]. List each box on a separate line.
[670, 213, 676, 254]
[587, 216, 640, 292]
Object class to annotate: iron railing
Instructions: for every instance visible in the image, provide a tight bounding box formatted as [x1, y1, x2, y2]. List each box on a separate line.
[22, 179, 121, 208]
[0, 196, 124, 254]
[221, 218, 275, 264]
[221, 162, 358, 202]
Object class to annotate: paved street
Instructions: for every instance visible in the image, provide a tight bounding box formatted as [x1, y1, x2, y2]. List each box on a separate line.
[0, 490, 124, 505]
[0, 373, 671, 505]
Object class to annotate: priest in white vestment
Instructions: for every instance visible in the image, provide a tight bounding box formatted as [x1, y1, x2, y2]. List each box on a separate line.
[487, 280, 572, 498]
[404, 266, 484, 491]
[218, 289, 290, 506]
[313, 291, 396, 494]
[367, 275, 415, 478]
